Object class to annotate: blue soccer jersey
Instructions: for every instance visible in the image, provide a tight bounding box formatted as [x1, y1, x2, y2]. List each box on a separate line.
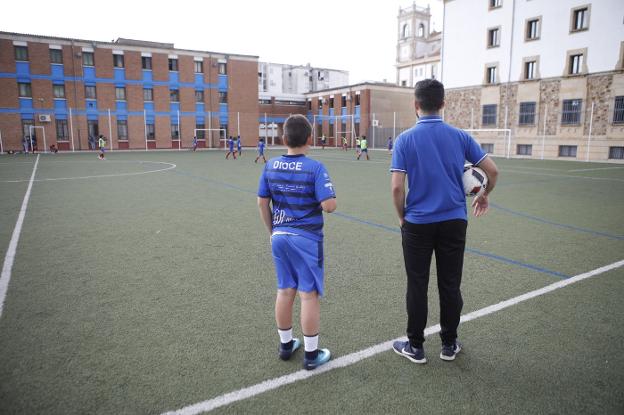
[258, 141, 265, 154]
[390, 115, 487, 224]
[258, 154, 336, 241]
[228, 139, 234, 150]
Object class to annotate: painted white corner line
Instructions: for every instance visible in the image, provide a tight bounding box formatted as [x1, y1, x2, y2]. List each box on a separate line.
[162, 258, 624, 415]
[0, 154, 40, 318]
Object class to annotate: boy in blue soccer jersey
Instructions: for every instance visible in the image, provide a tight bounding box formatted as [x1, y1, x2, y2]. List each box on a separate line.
[237, 135, 242, 156]
[257, 114, 337, 370]
[255, 137, 267, 163]
[226, 136, 237, 159]
[391, 79, 499, 364]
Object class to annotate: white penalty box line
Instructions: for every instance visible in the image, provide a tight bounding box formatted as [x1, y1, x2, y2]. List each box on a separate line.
[162, 258, 624, 415]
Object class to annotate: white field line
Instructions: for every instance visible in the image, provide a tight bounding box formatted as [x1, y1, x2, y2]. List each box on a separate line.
[566, 166, 624, 173]
[503, 168, 624, 183]
[1, 161, 176, 183]
[0, 154, 39, 318]
[162, 258, 624, 415]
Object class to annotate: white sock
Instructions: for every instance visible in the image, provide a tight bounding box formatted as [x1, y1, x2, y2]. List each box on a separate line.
[278, 328, 293, 344]
[304, 335, 319, 352]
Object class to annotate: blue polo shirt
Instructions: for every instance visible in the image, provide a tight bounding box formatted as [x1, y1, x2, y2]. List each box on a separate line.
[390, 115, 487, 224]
[258, 154, 336, 242]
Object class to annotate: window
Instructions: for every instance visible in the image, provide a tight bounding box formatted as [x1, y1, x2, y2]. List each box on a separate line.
[613, 96, 624, 124]
[355, 94, 361, 106]
[170, 89, 179, 102]
[196, 124, 206, 139]
[488, 28, 500, 48]
[418, 24, 425, 37]
[220, 123, 228, 139]
[519, 102, 536, 125]
[609, 147, 624, 159]
[53, 84, 65, 99]
[526, 19, 540, 40]
[318, 99, 323, 109]
[18, 82, 32, 98]
[168, 58, 178, 71]
[569, 54, 583, 75]
[146, 123, 155, 140]
[143, 88, 153, 102]
[115, 87, 126, 101]
[171, 123, 179, 139]
[56, 120, 69, 141]
[328, 123, 334, 138]
[481, 143, 494, 153]
[571, 6, 589, 31]
[218, 62, 227, 74]
[307, 100, 312, 110]
[82, 52, 94, 66]
[561, 99, 582, 125]
[219, 91, 227, 104]
[517, 144, 532, 156]
[482, 104, 497, 125]
[14, 46, 28, 61]
[402, 24, 410, 39]
[486, 66, 497, 84]
[489, 0, 501, 9]
[194, 60, 203, 73]
[259, 99, 272, 105]
[85, 85, 97, 99]
[341, 95, 347, 107]
[525, 60, 536, 80]
[329, 97, 334, 107]
[142, 56, 152, 70]
[113, 54, 124, 68]
[195, 90, 204, 102]
[558, 145, 577, 158]
[22, 120, 35, 139]
[117, 120, 128, 140]
[49, 49, 63, 64]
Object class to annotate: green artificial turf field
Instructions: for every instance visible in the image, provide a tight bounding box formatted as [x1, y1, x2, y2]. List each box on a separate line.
[0, 149, 623, 414]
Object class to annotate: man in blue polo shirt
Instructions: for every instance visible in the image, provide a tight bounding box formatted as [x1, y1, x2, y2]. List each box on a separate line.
[390, 79, 499, 364]
[258, 114, 337, 370]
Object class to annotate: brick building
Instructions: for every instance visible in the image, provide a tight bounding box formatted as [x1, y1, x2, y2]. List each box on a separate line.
[305, 82, 416, 148]
[0, 32, 259, 152]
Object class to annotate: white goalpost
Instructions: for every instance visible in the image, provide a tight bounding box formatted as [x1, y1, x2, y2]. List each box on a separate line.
[193, 128, 227, 149]
[312, 114, 356, 148]
[29, 125, 47, 153]
[463, 129, 512, 159]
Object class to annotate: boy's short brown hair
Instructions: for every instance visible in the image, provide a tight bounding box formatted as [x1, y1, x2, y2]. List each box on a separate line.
[283, 114, 312, 148]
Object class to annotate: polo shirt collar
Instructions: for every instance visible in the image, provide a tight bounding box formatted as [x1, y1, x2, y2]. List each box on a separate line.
[417, 115, 443, 124]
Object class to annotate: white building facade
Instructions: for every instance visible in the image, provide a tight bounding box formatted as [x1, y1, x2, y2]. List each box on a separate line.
[441, 0, 624, 162]
[396, 3, 442, 87]
[258, 62, 349, 99]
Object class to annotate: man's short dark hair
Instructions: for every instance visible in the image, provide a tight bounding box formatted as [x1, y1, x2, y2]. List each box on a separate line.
[284, 114, 311, 148]
[414, 79, 445, 112]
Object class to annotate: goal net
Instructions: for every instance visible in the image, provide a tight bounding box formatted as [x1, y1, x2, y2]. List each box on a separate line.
[463, 129, 512, 159]
[193, 128, 227, 149]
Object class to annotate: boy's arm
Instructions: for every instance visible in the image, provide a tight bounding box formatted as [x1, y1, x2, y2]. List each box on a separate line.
[257, 197, 273, 234]
[391, 172, 406, 226]
[320, 198, 336, 213]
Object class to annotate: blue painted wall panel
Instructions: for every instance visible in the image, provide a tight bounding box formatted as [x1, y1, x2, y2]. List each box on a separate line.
[83, 67, 96, 80]
[54, 99, 67, 111]
[194, 74, 203, 85]
[218, 75, 227, 91]
[142, 70, 152, 82]
[170, 103, 180, 113]
[169, 72, 179, 84]
[19, 98, 33, 110]
[196, 115, 205, 124]
[114, 68, 125, 82]
[116, 101, 127, 111]
[195, 103, 205, 113]
[51, 64, 64, 80]
[15, 62, 29, 77]
[144, 102, 154, 111]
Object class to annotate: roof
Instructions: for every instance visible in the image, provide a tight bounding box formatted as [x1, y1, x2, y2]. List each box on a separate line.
[305, 81, 414, 96]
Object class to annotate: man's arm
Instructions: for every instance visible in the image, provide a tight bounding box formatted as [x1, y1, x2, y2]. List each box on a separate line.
[391, 172, 406, 226]
[257, 197, 273, 234]
[472, 156, 499, 217]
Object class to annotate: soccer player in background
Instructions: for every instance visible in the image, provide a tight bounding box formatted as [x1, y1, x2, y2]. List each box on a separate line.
[320, 134, 326, 149]
[390, 79, 498, 364]
[226, 136, 237, 159]
[342, 136, 348, 151]
[355, 136, 361, 156]
[357, 135, 369, 160]
[387, 137, 393, 154]
[257, 114, 337, 370]
[98, 135, 107, 160]
[237, 135, 242, 156]
[192, 135, 198, 152]
[255, 137, 267, 163]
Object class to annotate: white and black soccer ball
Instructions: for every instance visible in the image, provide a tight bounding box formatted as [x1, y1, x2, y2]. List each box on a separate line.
[463, 164, 488, 197]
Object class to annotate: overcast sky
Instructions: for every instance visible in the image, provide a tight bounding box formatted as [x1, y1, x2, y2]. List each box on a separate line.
[3, 0, 443, 84]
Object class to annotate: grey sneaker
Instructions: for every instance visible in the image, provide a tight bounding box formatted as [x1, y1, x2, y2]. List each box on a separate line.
[392, 340, 426, 364]
[440, 341, 462, 361]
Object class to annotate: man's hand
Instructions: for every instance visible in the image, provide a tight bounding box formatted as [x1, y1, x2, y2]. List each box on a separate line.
[471, 193, 489, 217]
[399, 217, 405, 227]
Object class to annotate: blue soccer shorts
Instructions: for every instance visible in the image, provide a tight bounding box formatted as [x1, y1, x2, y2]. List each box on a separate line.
[271, 233, 324, 296]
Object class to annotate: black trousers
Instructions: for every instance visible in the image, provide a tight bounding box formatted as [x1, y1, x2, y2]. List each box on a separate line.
[401, 219, 467, 347]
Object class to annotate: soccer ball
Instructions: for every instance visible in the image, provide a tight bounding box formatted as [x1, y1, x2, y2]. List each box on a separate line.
[463, 164, 488, 196]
